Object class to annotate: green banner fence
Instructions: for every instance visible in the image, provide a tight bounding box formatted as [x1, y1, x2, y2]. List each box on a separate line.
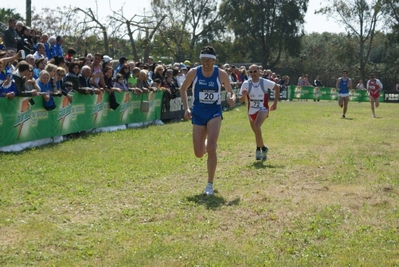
[287, 86, 385, 102]
[0, 85, 388, 150]
[0, 91, 163, 148]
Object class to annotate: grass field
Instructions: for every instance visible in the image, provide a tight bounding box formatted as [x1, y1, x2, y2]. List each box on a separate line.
[1, 100, 398, 266]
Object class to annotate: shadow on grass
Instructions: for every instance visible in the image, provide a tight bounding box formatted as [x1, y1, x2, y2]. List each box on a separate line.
[251, 161, 284, 169]
[185, 193, 240, 210]
[0, 132, 93, 155]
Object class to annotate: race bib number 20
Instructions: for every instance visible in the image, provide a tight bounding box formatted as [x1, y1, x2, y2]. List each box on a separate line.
[199, 91, 220, 104]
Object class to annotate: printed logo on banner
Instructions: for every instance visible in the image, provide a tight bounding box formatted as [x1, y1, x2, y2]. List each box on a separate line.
[92, 93, 104, 122]
[295, 86, 302, 98]
[330, 88, 337, 100]
[57, 97, 72, 130]
[142, 91, 155, 113]
[349, 89, 355, 101]
[144, 91, 162, 121]
[314, 87, 321, 99]
[120, 93, 131, 110]
[149, 91, 155, 101]
[14, 99, 32, 140]
[120, 93, 132, 121]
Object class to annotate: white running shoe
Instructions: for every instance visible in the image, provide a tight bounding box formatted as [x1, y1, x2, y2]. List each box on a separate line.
[203, 183, 214, 196]
[372, 114, 376, 118]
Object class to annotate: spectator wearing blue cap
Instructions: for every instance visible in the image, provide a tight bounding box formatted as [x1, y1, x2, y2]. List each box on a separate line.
[176, 64, 187, 87]
[180, 63, 189, 79]
[176, 64, 187, 88]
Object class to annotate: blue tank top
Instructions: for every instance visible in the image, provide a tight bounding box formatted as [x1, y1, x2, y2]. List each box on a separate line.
[338, 77, 350, 94]
[192, 66, 221, 109]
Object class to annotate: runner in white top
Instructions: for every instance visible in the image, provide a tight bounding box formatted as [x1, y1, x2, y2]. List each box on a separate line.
[239, 64, 280, 161]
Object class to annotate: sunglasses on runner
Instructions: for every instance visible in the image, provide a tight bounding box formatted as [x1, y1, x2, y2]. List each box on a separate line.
[249, 70, 258, 74]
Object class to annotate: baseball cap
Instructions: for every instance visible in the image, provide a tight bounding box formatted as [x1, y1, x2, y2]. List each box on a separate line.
[103, 55, 113, 63]
[180, 63, 187, 70]
[184, 60, 191, 66]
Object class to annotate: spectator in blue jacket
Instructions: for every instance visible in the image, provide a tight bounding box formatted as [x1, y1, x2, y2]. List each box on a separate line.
[0, 72, 17, 99]
[53, 36, 64, 57]
[47, 35, 57, 60]
[37, 70, 56, 110]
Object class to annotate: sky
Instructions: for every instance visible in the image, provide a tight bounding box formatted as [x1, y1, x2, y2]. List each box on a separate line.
[6, 0, 346, 34]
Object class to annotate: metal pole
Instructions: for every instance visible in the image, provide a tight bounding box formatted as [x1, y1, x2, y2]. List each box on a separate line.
[26, 0, 32, 26]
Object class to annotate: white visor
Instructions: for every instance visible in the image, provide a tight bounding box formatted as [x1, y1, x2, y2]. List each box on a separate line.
[199, 54, 216, 60]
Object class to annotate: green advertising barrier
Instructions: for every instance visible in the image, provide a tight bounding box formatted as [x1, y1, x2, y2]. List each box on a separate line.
[288, 86, 384, 102]
[0, 91, 163, 147]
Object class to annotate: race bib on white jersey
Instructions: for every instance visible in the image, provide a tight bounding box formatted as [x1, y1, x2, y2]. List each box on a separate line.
[250, 99, 264, 108]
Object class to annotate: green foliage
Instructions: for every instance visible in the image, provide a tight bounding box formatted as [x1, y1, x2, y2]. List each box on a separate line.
[151, 0, 220, 61]
[219, 0, 308, 68]
[0, 8, 24, 24]
[1, 101, 399, 266]
[5, 1, 399, 88]
[384, 0, 399, 47]
[31, 6, 82, 39]
[208, 38, 235, 64]
[151, 26, 191, 61]
[315, 0, 386, 83]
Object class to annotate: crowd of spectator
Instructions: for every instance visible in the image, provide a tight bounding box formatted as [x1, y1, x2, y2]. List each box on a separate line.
[1, 18, 291, 113]
[219, 63, 290, 99]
